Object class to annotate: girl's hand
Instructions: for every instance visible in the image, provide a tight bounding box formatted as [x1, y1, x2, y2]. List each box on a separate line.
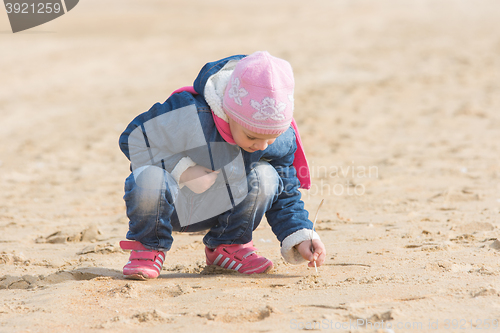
[179, 165, 220, 194]
[295, 239, 326, 267]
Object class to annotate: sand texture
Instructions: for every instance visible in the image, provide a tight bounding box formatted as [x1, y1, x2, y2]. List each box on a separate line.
[1, 1, 500, 332]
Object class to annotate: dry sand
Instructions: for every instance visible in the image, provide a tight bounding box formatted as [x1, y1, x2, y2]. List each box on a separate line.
[1, 1, 500, 332]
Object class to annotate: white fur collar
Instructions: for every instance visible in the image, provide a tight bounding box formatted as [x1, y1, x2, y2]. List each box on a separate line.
[203, 59, 240, 123]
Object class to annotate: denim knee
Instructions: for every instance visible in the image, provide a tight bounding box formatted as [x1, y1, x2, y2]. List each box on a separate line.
[124, 166, 178, 250]
[249, 161, 282, 200]
[125, 166, 176, 210]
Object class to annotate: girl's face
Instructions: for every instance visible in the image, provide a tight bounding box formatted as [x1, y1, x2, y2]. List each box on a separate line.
[228, 117, 280, 153]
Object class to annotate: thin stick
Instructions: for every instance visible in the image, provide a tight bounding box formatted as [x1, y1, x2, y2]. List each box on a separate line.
[310, 199, 324, 273]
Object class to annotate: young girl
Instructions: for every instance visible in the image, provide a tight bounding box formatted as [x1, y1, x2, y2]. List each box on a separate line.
[118, 51, 326, 279]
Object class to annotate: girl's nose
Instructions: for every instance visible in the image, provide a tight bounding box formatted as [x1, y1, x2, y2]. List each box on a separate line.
[254, 140, 268, 151]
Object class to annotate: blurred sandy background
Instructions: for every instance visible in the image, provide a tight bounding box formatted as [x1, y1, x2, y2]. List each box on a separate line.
[1, 1, 500, 332]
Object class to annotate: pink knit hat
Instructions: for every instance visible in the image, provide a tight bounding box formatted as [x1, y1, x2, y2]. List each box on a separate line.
[223, 51, 295, 135]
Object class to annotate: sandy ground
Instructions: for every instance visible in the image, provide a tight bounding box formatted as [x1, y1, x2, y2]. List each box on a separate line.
[1, 1, 500, 332]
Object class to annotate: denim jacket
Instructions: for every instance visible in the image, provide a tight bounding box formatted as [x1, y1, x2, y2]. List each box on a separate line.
[119, 55, 319, 264]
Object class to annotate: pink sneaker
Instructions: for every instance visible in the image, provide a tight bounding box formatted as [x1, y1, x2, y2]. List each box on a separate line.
[205, 241, 273, 274]
[119, 240, 166, 280]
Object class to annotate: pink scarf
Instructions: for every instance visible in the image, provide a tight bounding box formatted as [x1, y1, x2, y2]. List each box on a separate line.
[171, 86, 311, 189]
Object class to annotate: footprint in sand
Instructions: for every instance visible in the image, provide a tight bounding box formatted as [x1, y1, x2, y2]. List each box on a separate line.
[0, 269, 101, 290]
[35, 225, 103, 244]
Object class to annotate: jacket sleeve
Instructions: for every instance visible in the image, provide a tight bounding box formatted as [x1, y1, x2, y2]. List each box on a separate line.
[265, 129, 321, 264]
[119, 93, 209, 176]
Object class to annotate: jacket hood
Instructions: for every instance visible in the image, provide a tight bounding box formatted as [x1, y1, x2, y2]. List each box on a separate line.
[193, 54, 246, 122]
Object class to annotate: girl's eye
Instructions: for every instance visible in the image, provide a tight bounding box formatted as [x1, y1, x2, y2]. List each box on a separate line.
[247, 136, 256, 140]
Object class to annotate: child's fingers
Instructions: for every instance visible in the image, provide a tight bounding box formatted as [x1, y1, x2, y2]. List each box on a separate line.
[305, 246, 317, 267]
[310, 251, 320, 265]
[205, 168, 220, 175]
[312, 247, 323, 261]
[199, 166, 214, 173]
[296, 241, 314, 262]
[315, 250, 326, 266]
[311, 239, 326, 266]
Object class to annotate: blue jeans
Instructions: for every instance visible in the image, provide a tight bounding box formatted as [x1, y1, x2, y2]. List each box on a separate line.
[123, 161, 282, 251]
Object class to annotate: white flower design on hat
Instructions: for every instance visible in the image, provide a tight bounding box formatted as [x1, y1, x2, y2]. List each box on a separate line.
[251, 97, 287, 121]
[227, 77, 248, 106]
